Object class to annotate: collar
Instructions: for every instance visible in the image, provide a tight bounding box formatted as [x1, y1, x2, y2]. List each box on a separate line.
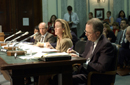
[93, 34, 102, 45]
[41, 32, 48, 37]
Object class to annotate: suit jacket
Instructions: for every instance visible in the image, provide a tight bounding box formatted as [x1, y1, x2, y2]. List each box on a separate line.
[34, 32, 56, 44]
[56, 38, 73, 52]
[122, 39, 130, 49]
[80, 35, 114, 73]
[115, 29, 126, 44]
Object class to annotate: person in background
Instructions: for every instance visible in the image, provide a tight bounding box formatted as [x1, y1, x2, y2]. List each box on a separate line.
[48, 15, 57, 36]
[116, 10, 127, 26]
[118, 26, 130, 68]
[63, 5, 79, 35]
[103, 24, 116, 43]
[115, 19, 128, 48]
[30, 26, 40, 43]
[107, 11, 114, 30]
[88, 12, 93, 20]
[79, 12, 93, 41]
[34, 22, 56, 47]
[112, 22, 119, 37]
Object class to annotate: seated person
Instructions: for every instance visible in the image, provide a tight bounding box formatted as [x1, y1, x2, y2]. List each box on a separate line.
[115, 19, 128, 48]
[46, 19, 73, 52]
[67, 18, 114, 85]
[107, 11, 114, 30]
[50, 30, 78, 48]
[103, 24, 116, 43]
[116, 10, 127, 26]
[118, 26, 130, 68]
[48, 15, 57, 36]
[30, 26, 40, 43]
[34, 22, 56, 47]
[38, 19, 73, 85]
[112, 22, 119, 37]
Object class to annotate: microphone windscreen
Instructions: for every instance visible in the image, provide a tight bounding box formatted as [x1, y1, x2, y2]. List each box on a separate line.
[16, 30, 22, 34]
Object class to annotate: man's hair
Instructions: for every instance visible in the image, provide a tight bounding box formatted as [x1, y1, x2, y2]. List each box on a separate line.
[107, 11, 111, 15]
[87, 18, 103, 34]
[89, 12, 93, 16]
[121, 19, 128, 24]
[67, 6, 72, 11]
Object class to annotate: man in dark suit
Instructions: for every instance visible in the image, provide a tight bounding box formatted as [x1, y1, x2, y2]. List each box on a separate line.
[34, 22, 56, 47]
[67, 18, 114, 84]
[118, 26, 130, 68]
[115, 19, 128, 48]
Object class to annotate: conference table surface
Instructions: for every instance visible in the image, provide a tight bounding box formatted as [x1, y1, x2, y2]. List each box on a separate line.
[0, 50, 86, 85]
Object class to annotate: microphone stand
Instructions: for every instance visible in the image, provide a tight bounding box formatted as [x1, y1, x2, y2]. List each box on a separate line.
[4, 30, 22, 43]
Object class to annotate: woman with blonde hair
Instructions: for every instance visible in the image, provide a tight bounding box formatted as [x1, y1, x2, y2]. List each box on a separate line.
[46, 19, 73, 52]
[103, 24, 116, 43]
[38, 19, 73, 85]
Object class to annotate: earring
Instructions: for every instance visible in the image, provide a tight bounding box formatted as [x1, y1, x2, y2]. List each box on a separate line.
[63, 30, 64, 32]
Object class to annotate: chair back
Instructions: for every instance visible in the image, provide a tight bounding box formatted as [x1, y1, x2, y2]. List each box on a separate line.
[74, 40, 86, 54]
[111, 43, 118, 71]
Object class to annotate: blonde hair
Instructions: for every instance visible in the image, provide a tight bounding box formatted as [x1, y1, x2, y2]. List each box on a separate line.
[55, 19, 72, 39]
[103, 24, 112, 32]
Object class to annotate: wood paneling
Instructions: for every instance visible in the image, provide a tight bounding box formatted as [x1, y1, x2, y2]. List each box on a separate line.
[0, 0, 42, 39]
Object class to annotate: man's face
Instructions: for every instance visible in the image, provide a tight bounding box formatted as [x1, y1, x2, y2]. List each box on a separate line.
[89, 14, 93, 19]
[120, 21, 127, 30]
[39, 23, 47, 35]
[107, 13, 110, 18]
[85, 24, 99, 42]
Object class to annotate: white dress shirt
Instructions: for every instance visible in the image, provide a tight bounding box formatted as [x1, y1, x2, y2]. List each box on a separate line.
[40, 32, 48, 43]
[63, 12, 79, 28]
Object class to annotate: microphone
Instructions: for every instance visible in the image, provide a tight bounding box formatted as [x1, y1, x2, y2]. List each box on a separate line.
[4, 30, 22, 43]
[12, 32, 38, 50]
[8, 31, 29, 44]
[20, 32, 39, 42]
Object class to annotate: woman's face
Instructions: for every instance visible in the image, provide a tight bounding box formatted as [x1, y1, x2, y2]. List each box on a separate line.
[103, 27, 107, 32]
[51, 16, 56, 22]
[120, 11, 124, 17]
[55, 22, 64, 36]
[113, 26, 117, 29]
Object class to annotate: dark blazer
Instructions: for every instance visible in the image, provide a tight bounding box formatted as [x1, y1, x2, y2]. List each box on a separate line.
[122, 40, 130, 49]
[34, 32, 56, 44]
[80, 35, 114, 73]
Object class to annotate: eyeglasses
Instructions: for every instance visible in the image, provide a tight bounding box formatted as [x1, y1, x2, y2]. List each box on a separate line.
[84, 30, 94, 35]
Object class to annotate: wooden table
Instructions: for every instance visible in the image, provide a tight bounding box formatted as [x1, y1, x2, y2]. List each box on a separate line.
[0, 52, 86, 85]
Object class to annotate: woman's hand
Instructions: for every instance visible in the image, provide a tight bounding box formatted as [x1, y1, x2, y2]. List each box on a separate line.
[46, 42, 54, 49]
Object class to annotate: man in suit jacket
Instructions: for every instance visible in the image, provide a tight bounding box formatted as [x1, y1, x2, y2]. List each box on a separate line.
[118, 26, 130, 68]
[67, 18, 114, 85]
[34, 22, 56, 47]
[115, 19, 128, 48]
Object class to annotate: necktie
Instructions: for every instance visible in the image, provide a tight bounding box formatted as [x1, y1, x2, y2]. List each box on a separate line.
[119, 30, 124, 45]
[83, 42, 94, 69]
[69, 14, 71, 22]
[40, 36, 44, 42]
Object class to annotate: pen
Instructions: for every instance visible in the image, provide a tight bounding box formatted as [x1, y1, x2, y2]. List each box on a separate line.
[70, 45, 73, 51]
